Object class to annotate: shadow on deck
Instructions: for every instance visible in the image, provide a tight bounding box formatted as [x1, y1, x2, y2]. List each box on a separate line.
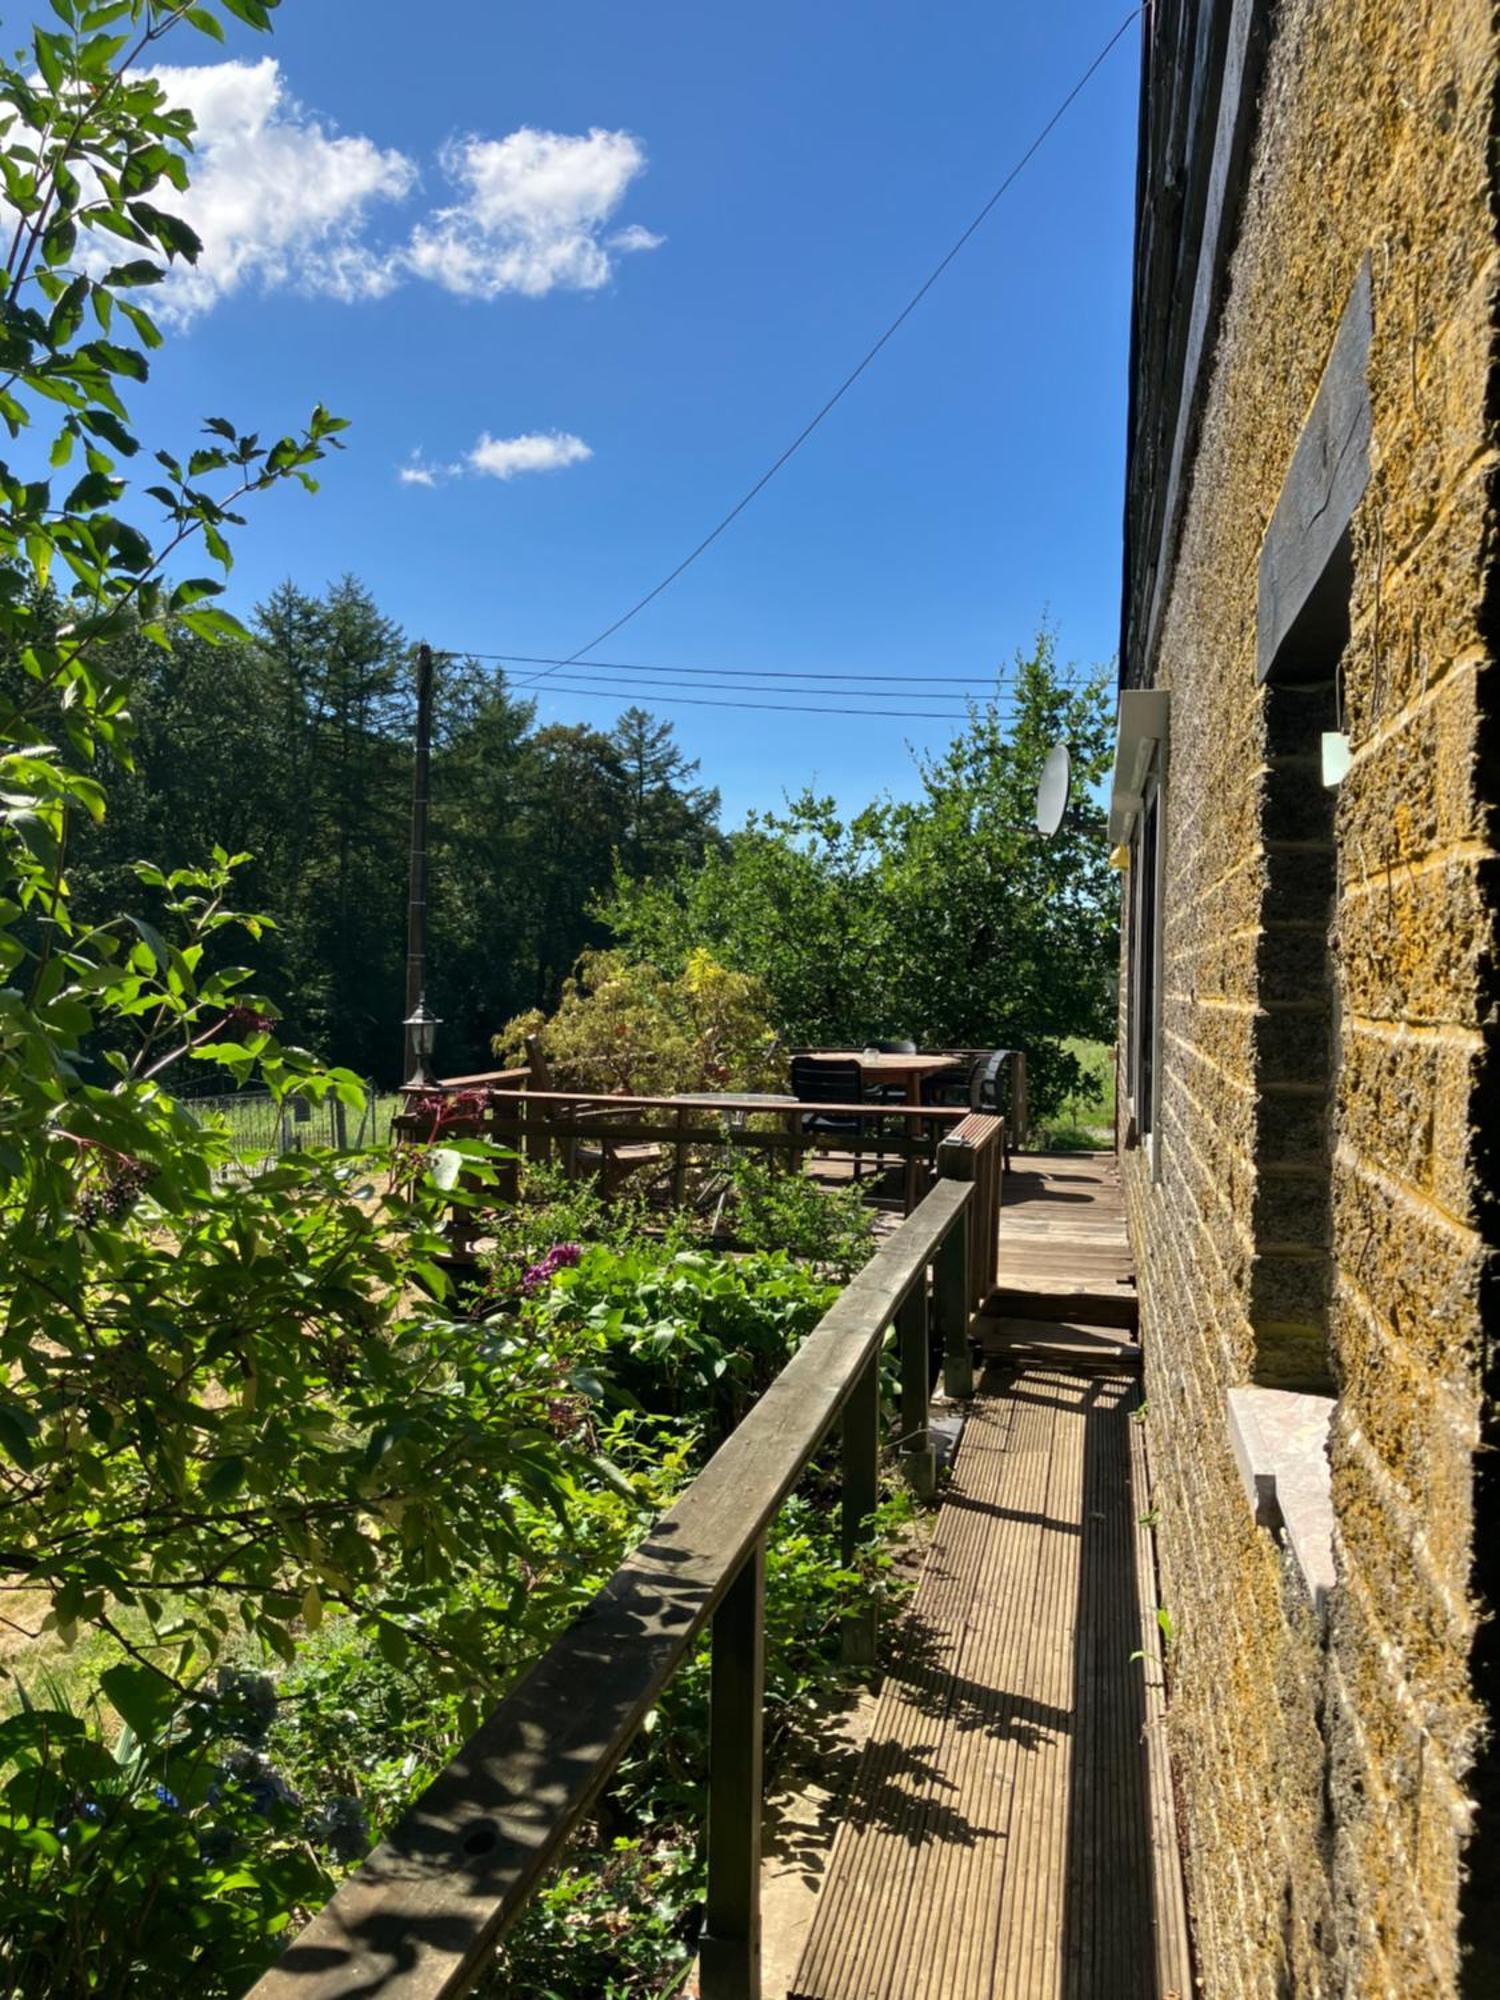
[786, 1155, 1189, 2000]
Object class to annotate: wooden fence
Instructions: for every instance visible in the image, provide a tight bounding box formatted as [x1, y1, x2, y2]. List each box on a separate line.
[247, 1118, 1003, 2000]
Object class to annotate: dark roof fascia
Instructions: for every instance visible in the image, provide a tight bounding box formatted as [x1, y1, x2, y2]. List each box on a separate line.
[1115, 4, 1154, 697]
[1119, 0, 1274, 691]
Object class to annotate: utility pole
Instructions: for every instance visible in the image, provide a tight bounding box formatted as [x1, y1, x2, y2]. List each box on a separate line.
[402, 642, 434, 1082]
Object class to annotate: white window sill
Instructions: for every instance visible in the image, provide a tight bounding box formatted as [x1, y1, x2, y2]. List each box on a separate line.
[1227, 1386, 1336, 1621]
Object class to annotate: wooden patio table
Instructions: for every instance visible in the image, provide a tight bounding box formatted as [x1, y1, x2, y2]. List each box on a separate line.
[806, 1050, 962, 1106]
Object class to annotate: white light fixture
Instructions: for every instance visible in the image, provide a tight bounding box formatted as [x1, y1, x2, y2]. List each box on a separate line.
[1321, 730, 1352, 787]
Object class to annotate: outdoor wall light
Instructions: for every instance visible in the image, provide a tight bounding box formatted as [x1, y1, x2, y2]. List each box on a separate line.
[402, 995, 441, 1089]
[1321, 731, 1352, 787]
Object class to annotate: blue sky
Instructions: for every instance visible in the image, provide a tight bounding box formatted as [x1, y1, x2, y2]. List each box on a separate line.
[118, 0, 1140, 824]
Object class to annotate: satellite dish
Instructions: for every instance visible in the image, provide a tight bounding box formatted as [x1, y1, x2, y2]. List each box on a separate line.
[1034, 741, 1072, 836]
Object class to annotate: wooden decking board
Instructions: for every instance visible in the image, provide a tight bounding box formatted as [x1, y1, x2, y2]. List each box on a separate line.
[787, 1367, 1184, 2000]
[792, 1383, 1055, 2000]
[986, 1151, 1139, 1331]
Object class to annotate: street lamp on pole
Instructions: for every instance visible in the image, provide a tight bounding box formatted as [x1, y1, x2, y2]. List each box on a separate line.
[403, 642, 435, 1084]
[402, 994, 441, 1092]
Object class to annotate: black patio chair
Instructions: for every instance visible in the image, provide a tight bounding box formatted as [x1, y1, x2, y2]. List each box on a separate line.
[790, 1056, 877, 1181]
[923, 1048, 1016, 1167]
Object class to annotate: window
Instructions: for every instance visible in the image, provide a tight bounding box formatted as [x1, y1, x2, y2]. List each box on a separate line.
[1248, 678, 1338, 1391]
[1136, 776, 1161, 1143]
[1108, 689, 1170, 1170]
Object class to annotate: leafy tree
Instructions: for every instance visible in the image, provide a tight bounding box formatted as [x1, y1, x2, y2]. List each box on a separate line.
[51, 608, 726, 1081]
[0, 0, 578, 1704]
[425, 654, 539, 1069]
[606, 795, 892, 1044]
[606, 633, 1118, 1114]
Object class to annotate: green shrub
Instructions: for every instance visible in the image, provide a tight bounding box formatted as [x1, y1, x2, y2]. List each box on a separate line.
[530, 1243, 839, 1442]
[719, 1152, 875, 1279]
[0, 1670, 332, 1998]
[494, 947, 781, 1097]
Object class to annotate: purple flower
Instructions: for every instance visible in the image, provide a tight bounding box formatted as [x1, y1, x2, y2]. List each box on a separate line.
[153, 1784, 180, 1810]
[520, 1243, 583, 1294]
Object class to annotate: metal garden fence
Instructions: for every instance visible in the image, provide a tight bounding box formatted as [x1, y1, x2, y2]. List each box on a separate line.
[180, 1081, 387, 1176]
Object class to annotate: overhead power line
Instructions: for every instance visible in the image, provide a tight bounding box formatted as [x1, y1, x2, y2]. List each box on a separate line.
[513, 5, 1142, 688]
[446, 650, 1037, 687]
[498, 680, 979, 720]
[438, 648, 1091, 704]
[435, 649, 1075, 719]
[475, 665, 993, 705]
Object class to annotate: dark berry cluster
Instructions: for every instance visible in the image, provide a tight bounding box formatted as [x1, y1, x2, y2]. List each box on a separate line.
[226, 1003, 277, 1035]
[76, 1157, 158, 1228]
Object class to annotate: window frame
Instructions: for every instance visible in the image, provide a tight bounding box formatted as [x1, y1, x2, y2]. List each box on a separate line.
[1125, 746, 1167, 1182]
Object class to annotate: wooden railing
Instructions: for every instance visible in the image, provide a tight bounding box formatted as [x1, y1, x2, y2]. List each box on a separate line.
[400, 1087, 977, 1219]
[248, 1117, 1003, 2000]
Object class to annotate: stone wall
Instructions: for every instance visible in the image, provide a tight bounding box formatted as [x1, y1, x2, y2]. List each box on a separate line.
[1120, 0, 1500, 1992]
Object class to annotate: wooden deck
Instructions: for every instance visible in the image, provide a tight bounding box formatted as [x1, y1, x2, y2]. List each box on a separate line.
[787, 1154, 1188, 2000]
[984, 1151, 1140, 1343]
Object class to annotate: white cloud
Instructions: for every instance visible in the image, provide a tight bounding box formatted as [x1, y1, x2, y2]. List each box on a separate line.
[467, 430, 593, 479]
[397, 432, 593, 488]
[406, 128, 659, 299]
[142, 58, 415, 322]
[101, 66, 662, 325]
[609, 223, 665, 254]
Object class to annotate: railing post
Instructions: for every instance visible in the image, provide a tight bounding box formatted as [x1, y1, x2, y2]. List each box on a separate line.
[936, 1133, 976, 1400]
[701, 1537, 765, 2000]
[841, 1346, 881, 1664]
[936, 1212, 973, 1399]
[897, 1282, 935, 1499]
[672, 1104, 688, 1207]
[1010, 1050, 1028, 1152]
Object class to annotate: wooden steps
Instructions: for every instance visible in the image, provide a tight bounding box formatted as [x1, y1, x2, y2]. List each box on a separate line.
[987, 1286, 1139, 1331]
[977, 1314, 1142, 1372]
[785, 1367, 1188, 2000]
[984, 1151, 1139, 1332]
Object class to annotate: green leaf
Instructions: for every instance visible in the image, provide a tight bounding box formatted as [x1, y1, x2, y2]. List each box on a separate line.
[588, 1455, 640, 1502]
[33, 30, 66, 92]
[126, 912, 169, 968]
[99, 1663, 177, 1746]
[118, 299, 163, 350]
[78, 407, 140, 456]
[202, 1455, 247, 1501]
[0, 1403, 39, 1472]
[63, 469, 120, 512]
[374, 1619, 409, 1668]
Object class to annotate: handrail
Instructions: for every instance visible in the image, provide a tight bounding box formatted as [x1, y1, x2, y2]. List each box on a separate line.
[427, 1068, 529, 1090]
[247, 1128, 1001, 2000]
[417, 1084, 968, 1121]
